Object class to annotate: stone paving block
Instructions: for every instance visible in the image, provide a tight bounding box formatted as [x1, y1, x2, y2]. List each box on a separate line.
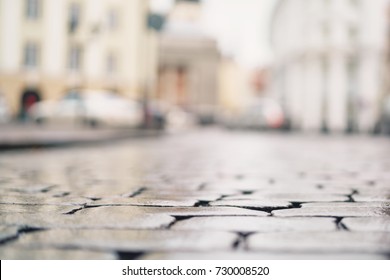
[0, 246, 116, 260]
[4, 184, 57, 194]
[69, 185, 145, 200]
[272, 206, 389, 217]
[352, 186, 390, 194]
[204, 180, 273, 191]
[353, 194, 390, 202]
[247, 232, 390, 254]
[210, 199, 291, 209]
[0, 212, 175, 230]
[89, 197, 199, 207]
[302, 202, 390, 208]
[78, 205, 268, 217]
[142, 188, 240, 196]
[0, 204, 77, 214]
[141, 252, 387, 260]
[172, 216, 336, 232]
[136, 193, 222, 202]
[223, 193, 348, 203]
[343, 217, 390, 232]
[14, 229, 237, 252]
[0, 193, 89, 206]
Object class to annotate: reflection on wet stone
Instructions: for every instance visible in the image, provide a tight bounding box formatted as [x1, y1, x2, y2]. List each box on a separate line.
[0, 130, 390, 259]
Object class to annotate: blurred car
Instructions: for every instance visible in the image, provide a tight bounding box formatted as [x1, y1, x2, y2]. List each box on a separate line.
[221, 98, 285, 130]
[28, 90, 143, 128]
[143, 100, 167, 130]
[0, 93, 11, 123]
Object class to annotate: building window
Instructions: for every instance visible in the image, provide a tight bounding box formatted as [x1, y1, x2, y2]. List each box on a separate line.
[26, 0, 40, 20]
[69, 46, 82, 71]
[107, 9, 119, 30]
[107, 53, 117, 74]
[69, 3, 81, 33]
[24, 42, 39, 68]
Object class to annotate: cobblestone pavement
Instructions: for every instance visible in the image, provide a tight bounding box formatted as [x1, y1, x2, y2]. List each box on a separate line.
[0, 128, 389, 259]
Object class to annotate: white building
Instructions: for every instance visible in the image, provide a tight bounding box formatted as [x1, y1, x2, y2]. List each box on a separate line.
[0, 0, 157, 118]
[155, 0, 220, 123]
[270, 0, 389, 133]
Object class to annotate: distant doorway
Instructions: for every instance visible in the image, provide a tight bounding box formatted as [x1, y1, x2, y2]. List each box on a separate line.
[157, 65, 189, 108]
[20, 88, 41, 121]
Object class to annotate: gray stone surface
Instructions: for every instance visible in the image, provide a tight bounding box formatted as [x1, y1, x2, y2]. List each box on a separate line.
[225, 193, 348, 202]
[272, 206, 389, 217]
[343, 217, 390, 232]
[89, 197, 199, 207]
[0, 129, 389, 259]
[13, 229, 237, 252]
[0, 212, 175, 230]
[0, 204, 77, 214]
[0, 226, 19, 243]
[141, 252, 387, 260]
[78, 205, 269, 217]
[302, 202, 390, 208]
[210, 199, 291, 208]
[0, 193, 89, 206]
[0, 246, 116, 260]
[248, 232, 390, 254]
[354, 194, 390, 202]
[171, 216, 336, 232]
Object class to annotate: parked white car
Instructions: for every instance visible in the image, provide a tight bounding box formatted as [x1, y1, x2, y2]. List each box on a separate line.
[0, 93, 11, 123]
[29, 90, 143, 128]
[221, 98, 285, 130]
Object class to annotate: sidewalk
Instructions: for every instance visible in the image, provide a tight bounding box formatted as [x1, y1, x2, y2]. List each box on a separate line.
[0, 123, 164, 149]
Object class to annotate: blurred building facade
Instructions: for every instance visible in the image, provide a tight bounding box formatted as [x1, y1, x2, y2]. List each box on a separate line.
[0, 0, 157, 119]
[155, 0, 220, 123]
[218, 58, 262, 114]
[270, 0, 389, 133]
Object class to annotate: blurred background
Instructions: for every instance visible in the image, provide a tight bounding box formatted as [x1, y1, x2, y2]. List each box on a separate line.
[0, 0, 390, 135]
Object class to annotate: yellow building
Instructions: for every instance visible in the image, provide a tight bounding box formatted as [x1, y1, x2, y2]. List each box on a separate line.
[0, 0, 157, 118]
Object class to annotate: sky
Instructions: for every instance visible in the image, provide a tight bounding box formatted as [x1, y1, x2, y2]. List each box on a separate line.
[150, 0, 278, 69]
[201, 0, 277, 68]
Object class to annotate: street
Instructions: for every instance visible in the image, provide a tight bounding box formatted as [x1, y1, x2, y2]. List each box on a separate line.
[0, 128, 389, 259]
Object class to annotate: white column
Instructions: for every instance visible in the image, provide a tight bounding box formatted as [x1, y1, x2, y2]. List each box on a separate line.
[327, 54, 348, 131]
[286, 62, 304, 128]
[84, 0, 105, 81]
[358, 54, 382, 132]
[42, 0, 67, 76]
[357, 0, 388, 132]
[303, 58, 323, 131]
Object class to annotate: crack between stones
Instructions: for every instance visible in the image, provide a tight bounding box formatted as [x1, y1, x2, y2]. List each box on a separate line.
[194, 200, 211, 207]
[232, 232, 254, 250]
[128, 187, 148, 198]
[345, 189, 359, 202]
[116, 251, 145, 260]
[0, 226, 45, 246]
[215, 194, 230, 201]
[63, 204, 91, 215]
[53, 192, 71, 198]
[165, 215, 194, 229]
[248, 202, 303, 215]
[335, 217, 350, 231]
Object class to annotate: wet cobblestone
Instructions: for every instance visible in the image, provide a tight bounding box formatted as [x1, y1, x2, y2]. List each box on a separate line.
[0, 129, 389, 259]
